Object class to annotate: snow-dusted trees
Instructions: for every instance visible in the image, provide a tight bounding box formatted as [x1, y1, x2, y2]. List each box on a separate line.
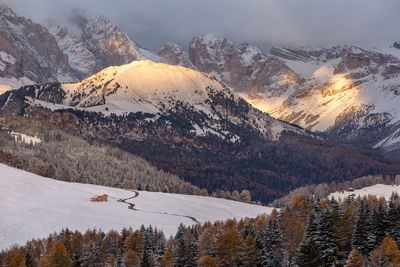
[295, 237, 324, 267]
[5, 194, 400, 266]
[352, 200, 371, 257]
[0, 117, 203, 196]
[260, 216, 284, 266]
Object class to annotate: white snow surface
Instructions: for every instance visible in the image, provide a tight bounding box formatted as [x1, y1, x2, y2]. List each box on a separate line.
[10, 131, 41, 145]
[37, 60, 295, 141]
[61, 60, 222, 115]
[0, 163, 274, 250]
[329, 184, 400, 201]
[0, 76, 35, 94]
[139, 48, 163, 63]
[49, 25, 97, 78]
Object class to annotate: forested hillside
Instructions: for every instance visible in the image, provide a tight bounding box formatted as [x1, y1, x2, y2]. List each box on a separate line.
[0, 117, 203, 195]
[2, 194, 400, 266]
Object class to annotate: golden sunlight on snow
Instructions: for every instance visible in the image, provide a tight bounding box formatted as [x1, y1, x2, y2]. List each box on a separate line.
[242, 73, 362, 132]
[0, 85, 11, 95]
[241, 94, 286, 116]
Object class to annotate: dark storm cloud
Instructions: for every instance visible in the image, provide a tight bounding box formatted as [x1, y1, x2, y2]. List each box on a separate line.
[1, 0, 399, 51]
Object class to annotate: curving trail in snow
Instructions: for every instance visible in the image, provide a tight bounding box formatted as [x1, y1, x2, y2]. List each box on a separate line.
[0, 163, 274, 250]
[118, 190, 199, 223]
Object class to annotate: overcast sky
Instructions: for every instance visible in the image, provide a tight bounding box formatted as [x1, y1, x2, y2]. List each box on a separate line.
[1, 0, 399, 52]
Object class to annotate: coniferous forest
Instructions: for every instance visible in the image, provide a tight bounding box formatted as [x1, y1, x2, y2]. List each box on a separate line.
[2, 194, 400, 267]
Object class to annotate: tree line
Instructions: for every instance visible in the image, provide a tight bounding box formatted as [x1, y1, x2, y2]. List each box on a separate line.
[0, 116, 252, 203]
[2, 194, 400, 266]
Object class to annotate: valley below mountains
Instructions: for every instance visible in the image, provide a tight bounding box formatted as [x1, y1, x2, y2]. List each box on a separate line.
[1, 60, 399, 203]
[1, 4, 400, 203]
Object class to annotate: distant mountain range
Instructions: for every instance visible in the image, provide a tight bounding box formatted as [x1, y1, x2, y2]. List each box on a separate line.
[1, 4, 399, 162]
[1, 4, 400, 203]
[1, 59, 399, 203]
[189, 35, 400, 162]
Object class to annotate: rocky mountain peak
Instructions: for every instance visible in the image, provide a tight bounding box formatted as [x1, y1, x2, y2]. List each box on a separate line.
[155, 42, 196, 69]
[49, 24, 99, 79]
[0, 5, 74, 86]
[50, 24, 68, 39]
[189, 34, 302, 96]
[0, 4, 17, 20]
[80, 15, 145, 67]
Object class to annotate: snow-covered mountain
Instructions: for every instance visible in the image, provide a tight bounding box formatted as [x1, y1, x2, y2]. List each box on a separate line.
[0, 5, 75, 89]
[49, 25, 99, 79]
[0, 163, 273, 250]
[50, 15, 146, 79]
[267, 44, 400, 159]
[80, 15, 145, 69]
[0, 5, 193, 92]
[189, 34, 302, 98]
[188, 34, 400, 161]
[2, 60, 399, 204]
[24, 60, 300, 141]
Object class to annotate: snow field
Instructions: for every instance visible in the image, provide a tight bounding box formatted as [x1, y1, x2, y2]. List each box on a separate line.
[0, 163, 274, 250]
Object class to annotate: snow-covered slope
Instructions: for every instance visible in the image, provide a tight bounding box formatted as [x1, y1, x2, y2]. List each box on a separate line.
[0, 163, 273, 250]
[49, 25, 98, 79]
[60, 60, 214, 114]
[188, 35, 400, 160]
[266, 44, 400, 160]
[23, 60, 301, 141]
[329, 184, 400, 201]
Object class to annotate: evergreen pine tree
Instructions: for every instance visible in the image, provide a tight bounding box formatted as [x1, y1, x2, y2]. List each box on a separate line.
[305, 203, 320, 242]
[369, 205, 387, 251]
[332, 201, 351, 265]
[260, 217, 284, 267]
[295, 238, 325, 267]
[387, 198, 400, 246]
[140, 250, 153, 267]
[317, 209, 339, 265]
[183, 233, 198, 267]
[175, 223, 186, 244]
[352, 200, 371, 256]
[25, 252, 33, 267]
[143, 226, 156, 255]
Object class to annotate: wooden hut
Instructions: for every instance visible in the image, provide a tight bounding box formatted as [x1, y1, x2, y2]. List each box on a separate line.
[90, 194, 108, 202]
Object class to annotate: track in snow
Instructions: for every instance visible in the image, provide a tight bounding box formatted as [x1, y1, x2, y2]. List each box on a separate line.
[118, 191, 199, 223]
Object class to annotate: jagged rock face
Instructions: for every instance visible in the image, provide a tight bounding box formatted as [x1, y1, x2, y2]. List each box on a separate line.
[155, 43, 196, 69]
[3, 61, 399, 203]
[49, 25, 99, 79]
[188, 35, 400, 161]
[0, 5, 74, 85]
[80, 15, 145, 68]
[267, 45, 400, 142]
[189, 34, 302, 96]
